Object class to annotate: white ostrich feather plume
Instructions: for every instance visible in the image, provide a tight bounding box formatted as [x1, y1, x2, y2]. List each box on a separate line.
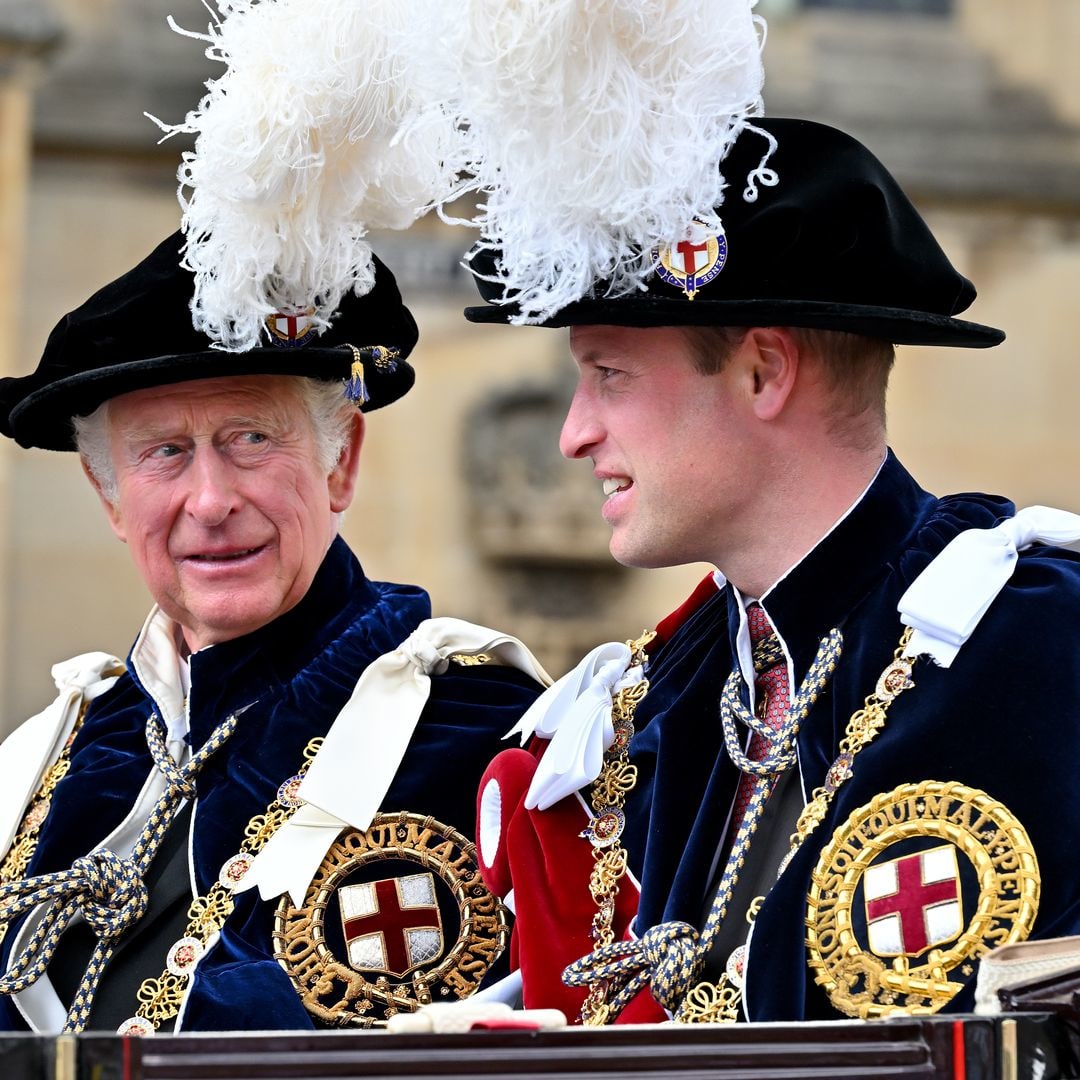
[152, 0, 459, 351]
[412, 0, 771, 324]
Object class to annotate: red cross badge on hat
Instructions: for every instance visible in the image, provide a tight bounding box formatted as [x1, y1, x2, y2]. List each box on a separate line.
[266, 307, 318, 348]
[653, 222, 728, 300]
[338, 872, 444, 978]
[864, 845, 962, 958]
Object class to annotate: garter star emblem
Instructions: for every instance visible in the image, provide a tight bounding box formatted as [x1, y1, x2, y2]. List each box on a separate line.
[273, 812, 508, 1027]
[806, 780, 1039, 1019]
[653, 222, 727, 300]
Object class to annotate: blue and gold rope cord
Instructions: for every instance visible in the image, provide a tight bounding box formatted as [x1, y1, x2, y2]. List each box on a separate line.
[564, 626, 842, 1020]
[0, 711, 237, 1032]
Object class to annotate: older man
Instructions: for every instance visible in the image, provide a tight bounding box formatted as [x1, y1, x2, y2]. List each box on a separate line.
[0, 233, 542, 1034]
[467, 118, 1080, 1024]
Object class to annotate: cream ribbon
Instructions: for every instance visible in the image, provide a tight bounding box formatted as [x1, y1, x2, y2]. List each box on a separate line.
[0, 653, 124, 863]
[898, 505, 1080, 667]
[504, 641, 644, 811]
[241, 618, 551, 906]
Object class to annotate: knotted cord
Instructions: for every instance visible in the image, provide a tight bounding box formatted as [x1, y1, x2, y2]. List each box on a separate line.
[0, 711, 237, 1031]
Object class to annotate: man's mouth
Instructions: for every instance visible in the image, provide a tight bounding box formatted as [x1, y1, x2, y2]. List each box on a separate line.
[186, 547, 263, 563]
[602, 477, 632, 497]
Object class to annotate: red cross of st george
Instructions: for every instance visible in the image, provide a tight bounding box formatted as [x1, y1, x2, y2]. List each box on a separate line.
[866, 853, 958, 955]
[675, 239, 709, 277]
[343, 879, 440, 975]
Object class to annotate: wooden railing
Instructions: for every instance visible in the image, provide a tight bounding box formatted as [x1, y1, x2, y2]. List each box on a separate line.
[4, 1012, 1079, 1080]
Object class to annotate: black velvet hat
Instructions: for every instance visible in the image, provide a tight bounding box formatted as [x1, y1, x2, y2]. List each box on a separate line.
[465, 117, 1004, 348]
[0, 231, 419, 451]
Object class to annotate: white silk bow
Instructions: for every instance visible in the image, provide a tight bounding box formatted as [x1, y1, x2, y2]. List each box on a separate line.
[504, 641, 644, 811]
[899, 505, 1080, 666]
[0, 652, 124, 862]
[241, 618, 550, 905]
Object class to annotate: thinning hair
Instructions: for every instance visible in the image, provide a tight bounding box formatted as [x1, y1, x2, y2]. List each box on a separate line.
[74, 377, 356, 504]
[680, 324, 896, 437]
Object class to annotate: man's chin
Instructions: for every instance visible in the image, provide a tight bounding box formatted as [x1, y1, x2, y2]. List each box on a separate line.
[608, 534, 681, 571]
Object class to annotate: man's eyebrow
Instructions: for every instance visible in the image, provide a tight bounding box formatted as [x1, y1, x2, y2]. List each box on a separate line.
[218, 413, 290, 431]
[115, 423, 183, 445]
[118, 413, 290, 442]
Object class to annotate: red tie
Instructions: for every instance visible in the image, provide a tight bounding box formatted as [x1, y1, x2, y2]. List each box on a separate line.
[728, 603, 790, 836]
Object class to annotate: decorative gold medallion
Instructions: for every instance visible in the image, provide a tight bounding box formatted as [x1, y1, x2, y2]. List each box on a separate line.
[276, 775, 305, 809]
[874, 658, 914, 702]
[653, 222, 728, 300]
[117, 1016, 154, 1037]
[806, 780, 1039, 1019]
[165, 936, 204, 977]
[218, 853, 253, 891]
[580, 806, 626, 848]
[273, 811, 509, 1027]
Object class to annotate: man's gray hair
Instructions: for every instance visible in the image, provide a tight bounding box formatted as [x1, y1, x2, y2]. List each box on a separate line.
[74, 377, 356, 505]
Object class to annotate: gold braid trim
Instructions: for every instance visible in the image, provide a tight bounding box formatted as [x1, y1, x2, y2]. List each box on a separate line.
[577, 630, 654, 1026]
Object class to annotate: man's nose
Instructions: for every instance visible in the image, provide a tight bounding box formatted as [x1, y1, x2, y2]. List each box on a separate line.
[559, 388, 602, 460]
[185, 448, 241, 525]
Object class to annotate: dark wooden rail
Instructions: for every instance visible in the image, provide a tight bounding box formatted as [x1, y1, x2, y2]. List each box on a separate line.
[3, 1012, 1077, 1080]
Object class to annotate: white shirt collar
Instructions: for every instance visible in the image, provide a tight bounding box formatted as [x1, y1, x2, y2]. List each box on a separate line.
[719, 451, 887, 692]
[129, 606, 190, 743]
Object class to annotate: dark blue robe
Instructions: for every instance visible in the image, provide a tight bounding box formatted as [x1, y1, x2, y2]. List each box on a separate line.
[0, 537, 540, 1031]
[624, 451, 1080, 1019]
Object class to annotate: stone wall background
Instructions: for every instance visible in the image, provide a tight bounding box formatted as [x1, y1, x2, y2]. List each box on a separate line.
[1, 0, 1078, 729]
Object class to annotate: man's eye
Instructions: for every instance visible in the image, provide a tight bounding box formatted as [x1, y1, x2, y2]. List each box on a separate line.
[239, 432, 269, 445]
[149, 444, 183, 459]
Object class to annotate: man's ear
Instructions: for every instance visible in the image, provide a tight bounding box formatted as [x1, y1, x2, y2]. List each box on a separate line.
[744, 327, 801, 421]
[81, 457, 127, 543]
[328, 410, 365, 513]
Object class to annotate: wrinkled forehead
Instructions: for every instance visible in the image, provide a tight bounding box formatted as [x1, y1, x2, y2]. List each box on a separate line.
[105, 374, 310, 436]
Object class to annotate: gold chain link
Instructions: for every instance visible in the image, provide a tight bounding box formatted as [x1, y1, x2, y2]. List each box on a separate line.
[679, 627, 918, 1024]
[790, 627, 915, 851]
[578, 631, 654, 1026]
[128, 735, 323, 1030]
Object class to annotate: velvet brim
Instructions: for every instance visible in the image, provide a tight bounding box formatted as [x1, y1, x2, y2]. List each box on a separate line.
[7, 348, 416, 451]
[463, 296, 1004, 348]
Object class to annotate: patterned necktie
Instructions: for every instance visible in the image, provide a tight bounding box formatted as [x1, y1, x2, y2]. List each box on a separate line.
[728, 603, 790, 837]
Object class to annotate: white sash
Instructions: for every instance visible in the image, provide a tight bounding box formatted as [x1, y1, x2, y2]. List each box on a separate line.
[241, 618, 551, 906]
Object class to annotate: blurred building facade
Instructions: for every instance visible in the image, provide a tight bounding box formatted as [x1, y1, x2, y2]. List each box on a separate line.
[1, 0, 1078, 729]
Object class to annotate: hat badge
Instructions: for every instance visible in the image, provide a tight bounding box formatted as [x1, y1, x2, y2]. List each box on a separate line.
[653, 222, 728, 301]
[266, 307, 318, 348]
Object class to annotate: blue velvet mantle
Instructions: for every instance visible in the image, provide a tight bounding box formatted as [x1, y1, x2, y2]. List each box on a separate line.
[0, 537, 540, 1031]
[624, 451, 1080, 1020]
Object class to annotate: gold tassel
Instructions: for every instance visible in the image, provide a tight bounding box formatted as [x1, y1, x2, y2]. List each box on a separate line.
[344, 345, 369, 406]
